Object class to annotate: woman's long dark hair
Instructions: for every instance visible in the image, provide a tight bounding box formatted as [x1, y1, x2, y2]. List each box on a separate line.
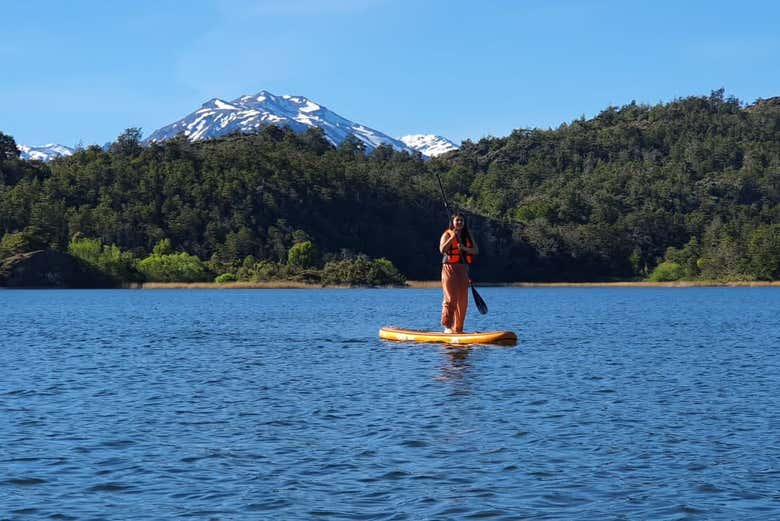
[449, 213, 473, 246]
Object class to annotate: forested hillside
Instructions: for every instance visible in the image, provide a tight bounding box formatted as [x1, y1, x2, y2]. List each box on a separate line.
[430, 89, 780, 280]
[1, 90, 778, 283]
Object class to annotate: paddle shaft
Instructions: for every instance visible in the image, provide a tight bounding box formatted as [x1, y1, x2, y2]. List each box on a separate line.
[434, 170, 452, 214]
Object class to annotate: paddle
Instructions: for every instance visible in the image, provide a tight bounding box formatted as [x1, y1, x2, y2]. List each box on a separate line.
[470, 279, 488, 314]
[433, 171, 488, 315]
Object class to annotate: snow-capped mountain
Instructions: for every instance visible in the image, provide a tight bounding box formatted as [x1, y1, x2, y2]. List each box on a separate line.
[147, 90, 416, 154]
[17, 144, 74, 162]
[399, 134, 458, 157]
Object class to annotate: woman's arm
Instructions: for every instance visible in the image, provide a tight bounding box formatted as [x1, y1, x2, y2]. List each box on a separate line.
[439, 230, 456, 254]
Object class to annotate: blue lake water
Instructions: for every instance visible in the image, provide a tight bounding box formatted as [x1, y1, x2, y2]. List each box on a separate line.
[1, 287, 780, 520]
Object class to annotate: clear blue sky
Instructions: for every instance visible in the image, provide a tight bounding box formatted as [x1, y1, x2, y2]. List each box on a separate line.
[3, 0, 779, 147]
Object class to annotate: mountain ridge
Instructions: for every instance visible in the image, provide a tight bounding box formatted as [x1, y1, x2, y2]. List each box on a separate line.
[146, 90, 458, 157]
[17, 90, 459, 160]
[17, 144, 74, 162]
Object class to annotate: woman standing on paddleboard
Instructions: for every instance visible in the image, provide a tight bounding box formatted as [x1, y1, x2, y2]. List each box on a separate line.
[440, 214, 479, 333]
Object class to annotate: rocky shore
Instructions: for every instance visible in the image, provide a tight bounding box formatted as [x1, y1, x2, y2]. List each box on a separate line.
[0, 250, 114, 288]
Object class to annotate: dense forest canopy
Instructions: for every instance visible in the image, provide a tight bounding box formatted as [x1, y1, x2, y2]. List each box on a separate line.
[1, 90, 779, 283]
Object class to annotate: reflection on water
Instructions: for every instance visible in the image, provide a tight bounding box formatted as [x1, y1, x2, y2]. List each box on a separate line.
[436, 346, 473, 385]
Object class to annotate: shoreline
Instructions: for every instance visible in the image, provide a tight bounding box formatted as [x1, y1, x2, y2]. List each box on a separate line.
[408, 280, 780, 288]
[136, 280, 780, 289]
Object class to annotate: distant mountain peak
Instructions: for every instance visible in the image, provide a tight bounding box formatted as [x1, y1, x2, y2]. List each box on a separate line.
[17, 143, 74, 162]
[399, 134, 458, 157]
[200, 98, 239, 111]
[147, 90, 455, 157]
[18, 92, 459, 161]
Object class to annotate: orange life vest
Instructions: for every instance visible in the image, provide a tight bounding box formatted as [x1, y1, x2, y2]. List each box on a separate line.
[443, 232, 474, 264]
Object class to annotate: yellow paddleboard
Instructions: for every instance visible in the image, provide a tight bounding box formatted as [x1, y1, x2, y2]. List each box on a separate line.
[379, 327, 517, 346]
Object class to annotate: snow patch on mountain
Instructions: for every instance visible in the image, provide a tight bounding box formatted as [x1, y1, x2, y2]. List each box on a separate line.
[147, 90, 415, 154]
[399, 134, 458, 157]
[18, 144, 74, 162]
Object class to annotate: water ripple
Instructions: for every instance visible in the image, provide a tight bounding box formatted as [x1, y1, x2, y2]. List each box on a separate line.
[1, 288, 780, 519]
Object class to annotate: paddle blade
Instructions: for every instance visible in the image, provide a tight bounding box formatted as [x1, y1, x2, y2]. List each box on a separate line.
[471, 284, 488, 314]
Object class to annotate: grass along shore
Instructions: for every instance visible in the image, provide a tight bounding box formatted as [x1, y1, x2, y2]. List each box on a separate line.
[138, 280, 780, 289]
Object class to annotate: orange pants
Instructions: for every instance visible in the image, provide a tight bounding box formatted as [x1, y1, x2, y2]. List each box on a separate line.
[441, 263, 469, 332]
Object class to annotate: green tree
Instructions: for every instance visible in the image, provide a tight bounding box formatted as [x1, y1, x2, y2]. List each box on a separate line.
[0, 230, 46, 258]
[252, 260, 284, 281]
[367, 257, 406, 285]
[153, 238, 173, 255]
[215, 273, 237, 283]
[137, 252, 211, 282]
[110, 127, 144, 156]
[321, 255, 405, 286]
[287, 240, 320, 269]
[747, 225, 780, 280]
[0, 132, 21, 160]
[68, 234, 141, 283]
[647, 261, 685, 282]
[663, 237, 701, 278]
